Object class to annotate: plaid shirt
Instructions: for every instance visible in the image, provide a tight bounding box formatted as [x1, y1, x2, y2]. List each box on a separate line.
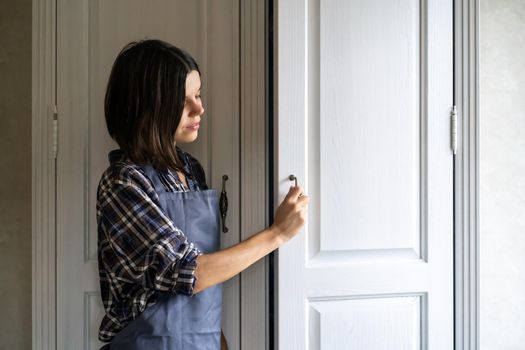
[97, 147, 207, 342]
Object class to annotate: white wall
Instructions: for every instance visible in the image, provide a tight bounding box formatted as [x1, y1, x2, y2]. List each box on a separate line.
[480, 1, 525, 349]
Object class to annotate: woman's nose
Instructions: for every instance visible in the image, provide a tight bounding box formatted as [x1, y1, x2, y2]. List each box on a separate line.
[195, 104, 205, 116]
[188, 100, 204, 116]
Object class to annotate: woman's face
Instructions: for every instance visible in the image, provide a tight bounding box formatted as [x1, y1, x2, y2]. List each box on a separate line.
[174, 70, 205, 144]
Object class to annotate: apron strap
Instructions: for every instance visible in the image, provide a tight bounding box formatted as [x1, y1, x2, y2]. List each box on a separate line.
[140, 163, 167, 195]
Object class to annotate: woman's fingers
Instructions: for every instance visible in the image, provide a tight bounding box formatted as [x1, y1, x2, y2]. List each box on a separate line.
[289, 185, 305, 202]
[297, 192, 309, 206]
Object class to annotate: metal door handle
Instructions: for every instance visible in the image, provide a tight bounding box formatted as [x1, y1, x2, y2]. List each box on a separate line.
[288, 174, 297, 187]
[219, 175, 229, 233]
[289, 174, 304, 197]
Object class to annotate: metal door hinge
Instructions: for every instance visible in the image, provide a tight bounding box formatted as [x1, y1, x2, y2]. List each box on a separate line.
[52, 105, 58, 159]
[450, 105, 457, 155]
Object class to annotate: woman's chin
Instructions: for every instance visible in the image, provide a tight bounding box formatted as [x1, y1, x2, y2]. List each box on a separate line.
[187, 131, 198, 141]
[176, 132, 198, 143]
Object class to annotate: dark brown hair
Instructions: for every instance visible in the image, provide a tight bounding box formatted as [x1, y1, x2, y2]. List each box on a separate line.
[104, 39, 201, 173]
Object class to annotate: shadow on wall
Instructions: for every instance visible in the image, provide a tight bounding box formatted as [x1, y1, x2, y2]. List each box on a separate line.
[0, 0, 33, 349]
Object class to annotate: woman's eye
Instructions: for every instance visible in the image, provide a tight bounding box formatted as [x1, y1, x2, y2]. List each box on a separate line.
[185, 95, 202, 103]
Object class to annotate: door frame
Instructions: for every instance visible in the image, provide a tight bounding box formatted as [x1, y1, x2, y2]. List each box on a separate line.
[31, 0, 269, 348]
[453, 0, 480, 349]
[32, 0, 57, 348]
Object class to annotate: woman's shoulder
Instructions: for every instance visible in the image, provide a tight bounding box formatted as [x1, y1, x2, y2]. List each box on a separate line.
[97, 157, 156, 199]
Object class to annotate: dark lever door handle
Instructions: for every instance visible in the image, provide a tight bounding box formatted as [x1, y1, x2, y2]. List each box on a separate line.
[288, 174, 304, 197]
[289, 174, 297, 187]
[219, 175, 229, 233]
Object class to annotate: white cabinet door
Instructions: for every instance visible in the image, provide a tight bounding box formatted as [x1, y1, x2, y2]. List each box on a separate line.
[56, 1, 240, 349]
[274, 0, 453, 349]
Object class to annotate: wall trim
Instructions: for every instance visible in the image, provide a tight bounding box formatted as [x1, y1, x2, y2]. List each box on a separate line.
[454, 0, 480, 348]
[32, 0, 57, 349]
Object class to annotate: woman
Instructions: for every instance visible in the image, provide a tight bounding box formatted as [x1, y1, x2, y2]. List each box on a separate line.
[96, 39, 309, 350]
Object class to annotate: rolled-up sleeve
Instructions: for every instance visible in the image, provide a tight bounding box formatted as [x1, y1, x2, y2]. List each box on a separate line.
[97, 165, 203, 297]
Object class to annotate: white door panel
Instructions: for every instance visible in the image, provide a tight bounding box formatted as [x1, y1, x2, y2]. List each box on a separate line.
[275, 0, 453, 348]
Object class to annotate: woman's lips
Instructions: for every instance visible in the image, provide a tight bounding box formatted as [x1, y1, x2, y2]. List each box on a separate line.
[187, 123, 200, 130]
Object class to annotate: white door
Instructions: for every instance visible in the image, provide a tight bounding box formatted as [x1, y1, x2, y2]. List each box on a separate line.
[56, 1, 240, 349]
[274, 0, 454, 349]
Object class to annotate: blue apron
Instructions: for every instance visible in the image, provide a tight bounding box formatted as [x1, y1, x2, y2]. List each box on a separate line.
[105, 161, 223, 350]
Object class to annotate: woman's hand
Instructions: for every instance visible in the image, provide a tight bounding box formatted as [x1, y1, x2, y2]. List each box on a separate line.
[271, 185, 310, 245]
[221, 329, 229, 350]
[193, 185, 309, 294]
